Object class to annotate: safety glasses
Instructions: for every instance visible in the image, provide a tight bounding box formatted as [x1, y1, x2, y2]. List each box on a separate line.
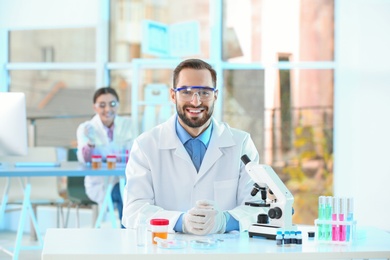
[173, 86, 217, 102]
[95, 100, 118, 108]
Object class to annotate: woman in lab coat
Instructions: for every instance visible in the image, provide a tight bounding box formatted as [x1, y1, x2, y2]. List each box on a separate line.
[123, 59, 261, 234]
[77, 87, 134, 224]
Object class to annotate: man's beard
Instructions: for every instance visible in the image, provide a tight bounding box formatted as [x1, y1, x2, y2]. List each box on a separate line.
[176, 103, 214, 128]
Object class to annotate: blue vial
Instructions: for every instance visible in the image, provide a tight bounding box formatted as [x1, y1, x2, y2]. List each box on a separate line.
[296, 231, 302, 245]
[276, 231, 283, 246]
[291, 230, 297, 246]
[284, 231, 291, 246]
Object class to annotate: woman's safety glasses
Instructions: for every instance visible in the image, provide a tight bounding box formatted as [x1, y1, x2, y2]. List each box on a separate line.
[95, 101, 118, 108]
[173, 86, 217, 102]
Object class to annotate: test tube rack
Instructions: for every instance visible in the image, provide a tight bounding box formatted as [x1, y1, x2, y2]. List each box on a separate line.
[314, 219, 357, 245]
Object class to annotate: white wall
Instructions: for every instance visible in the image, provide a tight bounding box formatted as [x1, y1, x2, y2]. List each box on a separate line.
[334, 0, 390, 231]
[0, 0, 99, 28]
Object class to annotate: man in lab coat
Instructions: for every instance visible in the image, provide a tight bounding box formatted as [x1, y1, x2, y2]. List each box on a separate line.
[123, 59, 261, 235]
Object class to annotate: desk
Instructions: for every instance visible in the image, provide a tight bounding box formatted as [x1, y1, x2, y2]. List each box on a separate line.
[42, 227, 390, 260]
[0, 161, 125, 177]
[0, 162, 126, 259]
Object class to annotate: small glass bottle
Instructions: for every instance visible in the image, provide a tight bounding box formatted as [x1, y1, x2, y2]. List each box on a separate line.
[284, 231, 291, 247]
[276, 231, 283, 246]
[137, 214, 147, 246]
[290, 230, 297, 246]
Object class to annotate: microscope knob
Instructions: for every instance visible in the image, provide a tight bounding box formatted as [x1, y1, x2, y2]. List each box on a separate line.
[268, 207, 282, 219]
[257, 213, 269, 224]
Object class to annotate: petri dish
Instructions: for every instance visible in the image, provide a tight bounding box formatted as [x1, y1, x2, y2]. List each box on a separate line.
[190, 239, 220, 249]
[154, 237, 187, 249]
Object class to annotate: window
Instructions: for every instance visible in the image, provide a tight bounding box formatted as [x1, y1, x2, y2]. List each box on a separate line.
[2, 0, 335, 225]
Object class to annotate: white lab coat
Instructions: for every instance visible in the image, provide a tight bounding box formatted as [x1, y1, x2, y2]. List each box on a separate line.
[123, 114, 262, 232]
[76, 114, 134, 204]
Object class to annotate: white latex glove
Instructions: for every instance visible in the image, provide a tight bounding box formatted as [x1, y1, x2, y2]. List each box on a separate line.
[183, 200, 226, 235]
[84, 123, 96, 145]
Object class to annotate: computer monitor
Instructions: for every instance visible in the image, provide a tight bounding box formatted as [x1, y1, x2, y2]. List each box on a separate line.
[0, 92, 28, 157]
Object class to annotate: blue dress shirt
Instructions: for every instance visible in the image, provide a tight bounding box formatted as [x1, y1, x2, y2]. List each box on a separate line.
[173, 117, 239, 232]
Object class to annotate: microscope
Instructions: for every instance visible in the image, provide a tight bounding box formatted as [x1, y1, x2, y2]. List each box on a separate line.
[241, 154, 296, 239]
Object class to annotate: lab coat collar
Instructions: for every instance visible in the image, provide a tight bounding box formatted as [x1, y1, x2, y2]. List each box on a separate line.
[158, 115, 235, 149]
[197, 118, 236, 176]
[158, 114, 237, 177]
[159, 115, 179, 149]
[158, 115, 194, 167]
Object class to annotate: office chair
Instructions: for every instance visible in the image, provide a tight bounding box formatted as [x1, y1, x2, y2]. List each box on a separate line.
[64, 148, 98, 228]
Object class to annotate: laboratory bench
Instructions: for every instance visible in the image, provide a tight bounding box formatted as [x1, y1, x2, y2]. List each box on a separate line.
[41, 225, 390, 260]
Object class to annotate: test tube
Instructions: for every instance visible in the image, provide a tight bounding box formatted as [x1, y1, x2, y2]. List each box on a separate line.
[346, 197, 354, 241]
[325, 196, 332, 240]
[332, 197, 339, 241]
[318, 196, 326, 240]
[339, 197, 347, 241]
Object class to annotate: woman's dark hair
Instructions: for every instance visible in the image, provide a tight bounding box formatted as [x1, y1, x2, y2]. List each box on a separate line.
[93, 87, 119, 103]
[172, 59, 217, 88]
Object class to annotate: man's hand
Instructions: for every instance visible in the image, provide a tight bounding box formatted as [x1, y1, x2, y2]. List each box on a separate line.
[182, 200, 226, 235]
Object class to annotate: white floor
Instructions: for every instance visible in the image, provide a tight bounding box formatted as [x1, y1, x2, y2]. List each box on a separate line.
[0, 205, 121, 260]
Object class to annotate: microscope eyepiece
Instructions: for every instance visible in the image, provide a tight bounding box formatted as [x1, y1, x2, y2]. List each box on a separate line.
[251, 183, 261, 196]
[241, 154, 251, 165]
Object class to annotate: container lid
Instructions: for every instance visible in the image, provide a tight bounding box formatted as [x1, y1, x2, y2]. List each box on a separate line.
[150, 218, 169, 225]
[106, 155, 116, 158]
[91, 155, 102, 158]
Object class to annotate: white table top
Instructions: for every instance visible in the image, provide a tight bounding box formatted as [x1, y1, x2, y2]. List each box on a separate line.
[42, 226, 390, 260]
[0, 161, 126, 177]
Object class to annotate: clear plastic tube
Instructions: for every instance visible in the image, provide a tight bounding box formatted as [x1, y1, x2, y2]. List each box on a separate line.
[325, 196, 332, 240]
[346, 197, 354, 241]
[339, 197, 347, 241]
[332, 197, 339, 241]
[318, 196, 326, 240]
